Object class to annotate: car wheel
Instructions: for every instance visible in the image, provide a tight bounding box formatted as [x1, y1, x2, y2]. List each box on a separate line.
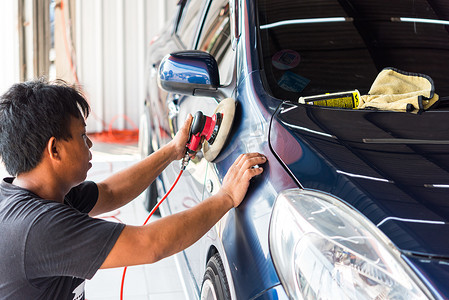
[139, 108, 160, 216]
[200, 253, 231, 300]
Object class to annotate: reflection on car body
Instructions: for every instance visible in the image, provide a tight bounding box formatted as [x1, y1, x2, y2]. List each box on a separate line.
[139, 0, 449, 298]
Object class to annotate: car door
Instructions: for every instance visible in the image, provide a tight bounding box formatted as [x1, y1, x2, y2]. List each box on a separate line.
[142, 0, 209, 212]
[167, 0, 236, 292]
[147, 0, 209, 150]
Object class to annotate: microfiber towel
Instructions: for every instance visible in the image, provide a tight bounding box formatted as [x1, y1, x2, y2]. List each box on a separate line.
[358, 68, 439, 111]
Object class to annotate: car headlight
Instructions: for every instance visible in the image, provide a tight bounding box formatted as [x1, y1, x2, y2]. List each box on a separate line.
[269, 189, 433, 300]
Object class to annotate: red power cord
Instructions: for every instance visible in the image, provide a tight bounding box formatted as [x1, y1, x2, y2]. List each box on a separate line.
[120, 169, 184, 300]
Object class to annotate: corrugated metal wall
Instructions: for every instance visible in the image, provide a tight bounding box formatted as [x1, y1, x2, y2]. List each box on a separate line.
[76, 0, 177, 133]
[0, 0, 177, 133]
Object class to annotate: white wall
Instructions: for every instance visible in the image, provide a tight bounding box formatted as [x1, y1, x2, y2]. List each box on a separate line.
[76, 0, 177, 133]
[0, 0, 21, 95]
[0, 0, 177, 133]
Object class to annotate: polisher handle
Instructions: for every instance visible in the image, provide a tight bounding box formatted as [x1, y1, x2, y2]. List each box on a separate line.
[186, 111, 206, 154]
[190, 111, 206, 136]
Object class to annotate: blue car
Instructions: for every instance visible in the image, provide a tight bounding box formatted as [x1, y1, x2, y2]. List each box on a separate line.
[139, 0, 449, 298]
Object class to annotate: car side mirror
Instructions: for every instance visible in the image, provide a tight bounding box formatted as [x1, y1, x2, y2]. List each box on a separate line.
[158, 50, 220, 97]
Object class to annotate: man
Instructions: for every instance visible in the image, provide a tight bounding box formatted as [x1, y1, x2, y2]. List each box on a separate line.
[0, 79, 266, 299]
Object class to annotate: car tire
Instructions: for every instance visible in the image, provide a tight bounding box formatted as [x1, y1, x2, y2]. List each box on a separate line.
[200, 253, 231, 300]
[139, 108, 160, 216]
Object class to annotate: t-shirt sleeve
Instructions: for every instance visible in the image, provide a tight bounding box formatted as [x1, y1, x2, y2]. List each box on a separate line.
[64, 181, 99, 213]
[24, 203, 125, 280]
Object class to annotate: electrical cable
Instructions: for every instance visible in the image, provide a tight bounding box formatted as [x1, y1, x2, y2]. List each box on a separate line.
[120, 168, 184, 300]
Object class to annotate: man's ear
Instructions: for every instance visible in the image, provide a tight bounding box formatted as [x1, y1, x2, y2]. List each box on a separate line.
[47, 137, 60, 161]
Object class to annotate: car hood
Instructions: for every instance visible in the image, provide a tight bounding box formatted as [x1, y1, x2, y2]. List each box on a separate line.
[269, 102, 449, 258]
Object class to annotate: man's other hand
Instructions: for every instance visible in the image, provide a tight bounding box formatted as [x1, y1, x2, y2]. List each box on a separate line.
[219, 153, 267, 208]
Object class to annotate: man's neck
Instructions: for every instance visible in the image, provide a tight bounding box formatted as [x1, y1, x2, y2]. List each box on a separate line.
[13, 167, 67, 203]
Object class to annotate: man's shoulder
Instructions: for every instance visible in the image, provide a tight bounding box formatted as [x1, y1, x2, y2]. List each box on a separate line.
[1, 177, 40, 200]
[0, 177, 65, 224]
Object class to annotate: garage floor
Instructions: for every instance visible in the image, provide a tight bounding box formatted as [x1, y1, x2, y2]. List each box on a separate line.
[85, 142, 186, 300]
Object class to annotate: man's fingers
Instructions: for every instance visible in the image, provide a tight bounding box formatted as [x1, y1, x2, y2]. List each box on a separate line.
[184, 114, 193, 132]
[235, 153, 265, 166]
[243, 166, 264, 180]
[239, 153, 266, 169]
[233, 153, 245, 166]
[180, 114, 192, 134]
[232, 153, 266, 181]
[221, 152, 267, 208]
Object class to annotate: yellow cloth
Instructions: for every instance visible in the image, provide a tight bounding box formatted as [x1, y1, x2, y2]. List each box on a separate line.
[358, 68, 439, 111]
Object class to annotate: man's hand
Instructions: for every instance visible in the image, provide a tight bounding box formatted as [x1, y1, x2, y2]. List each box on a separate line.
[218, 153, 267, 208]
[169, 114, 193, 160]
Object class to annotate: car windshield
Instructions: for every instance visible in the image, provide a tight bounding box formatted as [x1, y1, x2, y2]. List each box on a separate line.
[257, 0, 449, 108]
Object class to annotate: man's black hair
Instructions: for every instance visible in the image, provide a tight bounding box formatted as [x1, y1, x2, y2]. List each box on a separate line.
[0, 78, 90, 176]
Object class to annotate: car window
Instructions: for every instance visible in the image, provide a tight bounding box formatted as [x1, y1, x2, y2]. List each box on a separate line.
[176, 0, 208, 49]
[257, 0, 449, 105]
[198, 0, 234, 85]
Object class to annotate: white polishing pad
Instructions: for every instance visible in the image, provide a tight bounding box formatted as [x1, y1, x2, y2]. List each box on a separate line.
[203, 98, 236, 162]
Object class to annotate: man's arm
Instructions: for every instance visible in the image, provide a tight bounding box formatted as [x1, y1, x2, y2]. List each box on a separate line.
[100, 152, 266, 268]
[89, 116, 193, 217]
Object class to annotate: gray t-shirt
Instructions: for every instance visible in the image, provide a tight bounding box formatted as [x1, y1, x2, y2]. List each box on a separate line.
[0, 177, 125, 300]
